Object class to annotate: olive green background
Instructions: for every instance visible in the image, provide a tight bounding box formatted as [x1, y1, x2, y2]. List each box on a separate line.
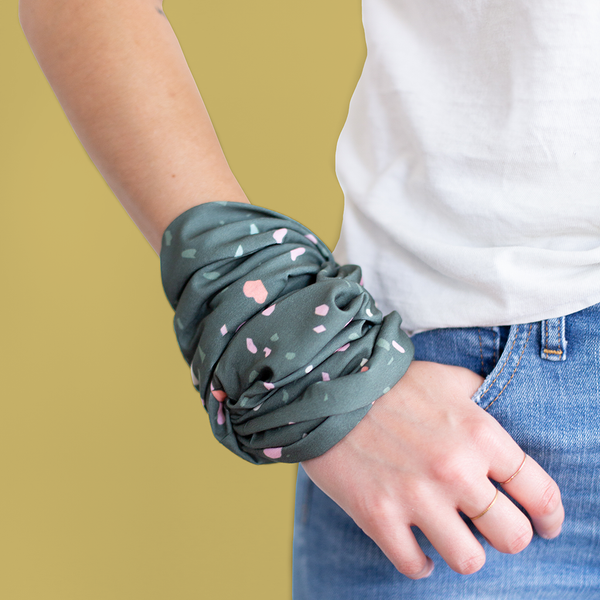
[1, 1, 366, 598]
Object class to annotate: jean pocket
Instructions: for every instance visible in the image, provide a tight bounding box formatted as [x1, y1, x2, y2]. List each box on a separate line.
[471, 323, 534, 412]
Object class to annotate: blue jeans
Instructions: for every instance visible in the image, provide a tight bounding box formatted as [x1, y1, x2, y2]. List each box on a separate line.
[292, 302, 600, 598]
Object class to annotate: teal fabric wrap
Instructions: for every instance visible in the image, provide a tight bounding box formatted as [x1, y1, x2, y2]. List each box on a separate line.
[159, 201, 414, 464]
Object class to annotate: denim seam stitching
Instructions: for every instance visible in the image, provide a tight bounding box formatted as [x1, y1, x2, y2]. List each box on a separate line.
[543, 318, 563, 356]
[478, 328, 485, 376]
[478, 325, 520, 401]
[484, 323, 533, 413]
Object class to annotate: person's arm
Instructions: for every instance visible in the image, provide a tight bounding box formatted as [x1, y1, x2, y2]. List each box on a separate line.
[18, 0, 249, 255]
[19, 0, 565, 580]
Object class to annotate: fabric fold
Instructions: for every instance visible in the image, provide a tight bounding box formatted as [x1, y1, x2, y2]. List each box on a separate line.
[160, 201, 414, 464]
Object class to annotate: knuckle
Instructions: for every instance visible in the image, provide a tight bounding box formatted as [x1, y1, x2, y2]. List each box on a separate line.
[454, 552, 486, 575]
[533, 481, 561, 516]
[355, 497, 394, 534]
[468, 416, 495, 445]
[398, 558, 429, 579]
[506, 522, 533, 554]
[431, 454, 471, 487]
[401, 478, 429, 507]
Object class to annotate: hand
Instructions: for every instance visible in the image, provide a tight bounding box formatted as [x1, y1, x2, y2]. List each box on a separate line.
[301, 360, 565, 579]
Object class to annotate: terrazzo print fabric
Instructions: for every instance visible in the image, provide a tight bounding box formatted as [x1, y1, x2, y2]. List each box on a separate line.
[159, 201, 414, 464]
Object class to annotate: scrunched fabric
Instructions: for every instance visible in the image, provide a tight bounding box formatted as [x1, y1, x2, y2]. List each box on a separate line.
[159, 201, 414, 464]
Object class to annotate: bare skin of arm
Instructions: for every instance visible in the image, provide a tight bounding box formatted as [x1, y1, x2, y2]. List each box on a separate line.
[19, 0, 249, 255]
[19, 0, 565, 580]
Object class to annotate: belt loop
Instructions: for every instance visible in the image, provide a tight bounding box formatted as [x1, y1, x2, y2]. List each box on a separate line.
[540, 316, 567, 362]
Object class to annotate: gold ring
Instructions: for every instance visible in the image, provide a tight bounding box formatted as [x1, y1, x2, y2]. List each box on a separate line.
[501, 452, 527, 485]
[470, 488, 499, 521]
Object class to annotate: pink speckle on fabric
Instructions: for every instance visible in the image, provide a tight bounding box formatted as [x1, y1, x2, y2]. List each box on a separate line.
[264, 447, 282, 459]
[322, 372, 330, 381]
[392, 340, 406, 353]
[344, 319, 352, 328]
[212, 388, 227, 402]
[246, 338, 258, 353]
[305, 234, 318, 244]
[264, 382, 275, 390]
[360, 277, 364, 286]
[288, 421, 296, 425]
[220, 324, 228, 336]
[217, 403, 225, 425]
[264, 347, 271, 357]
[313, 325, 326, 333]
[315, 304, 329, 316]
[273, 228, 288, 244]
[290, 247, 306, 261]
[243, 279, 268, 304]
[262, 304, 276, 316]
[361, 366, 369, 372]
[236, 320, 247, 332]
[336, 343, 350, 352]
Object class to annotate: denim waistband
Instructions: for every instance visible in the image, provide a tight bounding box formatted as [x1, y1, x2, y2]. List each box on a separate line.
[410, 300, 600, 412]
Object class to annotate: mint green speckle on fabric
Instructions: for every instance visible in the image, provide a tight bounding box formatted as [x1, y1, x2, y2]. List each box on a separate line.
[376, 339, 391, 351]
[203, 272, 220, 280]
[159, 201, 414, 465]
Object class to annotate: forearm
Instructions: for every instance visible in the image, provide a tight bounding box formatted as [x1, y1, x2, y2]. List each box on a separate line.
[19, 0, 249, 255]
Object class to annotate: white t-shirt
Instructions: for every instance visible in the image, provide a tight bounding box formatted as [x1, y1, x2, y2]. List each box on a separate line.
[332, 0, 600, 334]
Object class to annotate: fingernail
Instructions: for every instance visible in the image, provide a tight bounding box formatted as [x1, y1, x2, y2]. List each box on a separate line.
[541, 526, 562, 539]
[420, 557, 435, 578]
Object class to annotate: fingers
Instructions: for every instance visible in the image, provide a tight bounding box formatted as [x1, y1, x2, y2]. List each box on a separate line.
[493, 453, 564, 539]
[459, 482, 534, 555]
[414, 507, 487, 575]
[371, 477, 539, 579]
[481, 415, 565, 540]
[362, 515, 435, 579]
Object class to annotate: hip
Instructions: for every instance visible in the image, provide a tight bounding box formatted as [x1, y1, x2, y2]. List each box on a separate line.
[292, 301, 600, 599]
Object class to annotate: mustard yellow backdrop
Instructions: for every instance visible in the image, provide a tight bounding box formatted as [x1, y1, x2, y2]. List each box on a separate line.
[1, 1, 366, 598]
